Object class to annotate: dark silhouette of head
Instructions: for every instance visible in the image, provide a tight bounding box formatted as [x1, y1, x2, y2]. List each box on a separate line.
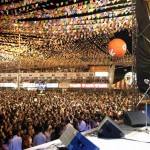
[12, 128, 18, 136]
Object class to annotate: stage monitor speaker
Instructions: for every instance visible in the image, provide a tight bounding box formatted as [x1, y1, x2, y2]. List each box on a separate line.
[123, 110, 150, 127]
[98, 116, 124, 138]
[60, 124, 100, 150]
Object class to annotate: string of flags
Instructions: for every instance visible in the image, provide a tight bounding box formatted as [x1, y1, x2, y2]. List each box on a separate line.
[0, 0, 135, 70]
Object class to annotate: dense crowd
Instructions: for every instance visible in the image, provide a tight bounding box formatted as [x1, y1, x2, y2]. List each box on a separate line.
[0, 75, 109, 85]
[0, 89, 141, 149]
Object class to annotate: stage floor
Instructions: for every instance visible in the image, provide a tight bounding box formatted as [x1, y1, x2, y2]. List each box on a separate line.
[26, 124, 150, 150]
[86, 124, 150, 150]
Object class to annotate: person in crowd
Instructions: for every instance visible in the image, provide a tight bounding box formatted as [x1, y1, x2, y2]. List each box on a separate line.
[33, 126, 47, 146]
[8, 128, 22, 150]
[0, 137, 8, 150]
[78, 117, 86, 132]
[22, 129, 32, 149]
[85, 119, 91, 131]
[44, 125, 52, 142]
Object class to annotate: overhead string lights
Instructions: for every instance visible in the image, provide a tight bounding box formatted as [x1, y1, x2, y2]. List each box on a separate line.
[0, 0, 135, 70]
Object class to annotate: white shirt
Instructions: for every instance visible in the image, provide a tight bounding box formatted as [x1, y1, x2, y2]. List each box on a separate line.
[9, 135, 22, 150]
[33, 132, 47, 146]
[78, 120, 86, 132]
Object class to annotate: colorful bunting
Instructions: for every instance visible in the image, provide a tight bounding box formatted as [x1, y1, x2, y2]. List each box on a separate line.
[0, 0, 134, 70]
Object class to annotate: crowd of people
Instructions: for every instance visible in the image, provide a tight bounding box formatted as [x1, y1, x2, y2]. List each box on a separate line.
[0, 76, 109, 84]
[0, 89, 142, 149]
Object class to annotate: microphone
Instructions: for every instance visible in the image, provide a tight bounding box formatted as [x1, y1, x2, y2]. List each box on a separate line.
[144, 79, 150, 84]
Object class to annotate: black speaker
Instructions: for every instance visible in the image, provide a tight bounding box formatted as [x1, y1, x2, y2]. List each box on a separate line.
[98, 116, 124, 138]
[123, 110, 150, 127]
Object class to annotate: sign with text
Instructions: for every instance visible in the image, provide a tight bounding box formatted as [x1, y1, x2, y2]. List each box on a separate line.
[69, 83, 108, 88]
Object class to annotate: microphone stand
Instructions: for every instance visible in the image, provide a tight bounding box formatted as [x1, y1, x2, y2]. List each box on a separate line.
[138, 23, 150, 37]
[145, 94, 149, 133]
[137, 20, 150, 43]
[135, 85, 150, 134]
[136, 85, 150, 108]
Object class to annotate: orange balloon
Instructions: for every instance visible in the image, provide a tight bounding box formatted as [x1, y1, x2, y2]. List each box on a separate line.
[108, 38, 127, 58]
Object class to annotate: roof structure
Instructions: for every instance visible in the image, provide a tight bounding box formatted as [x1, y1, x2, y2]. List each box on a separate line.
[0, 0, 135, 72]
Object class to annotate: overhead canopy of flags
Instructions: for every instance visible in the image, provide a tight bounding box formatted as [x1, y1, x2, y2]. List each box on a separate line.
[0, 0, 135, 72]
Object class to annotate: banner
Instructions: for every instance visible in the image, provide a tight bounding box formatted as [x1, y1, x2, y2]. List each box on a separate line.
[59, 83, 69, 88]
[21, 83, 58, 88]
[69, 83, 108, 88]
[0, 83, 17, 88]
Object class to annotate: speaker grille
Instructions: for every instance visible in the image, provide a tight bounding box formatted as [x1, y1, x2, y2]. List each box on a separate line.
[123, 110, 150, 127]
[98, 116, 124, 138]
